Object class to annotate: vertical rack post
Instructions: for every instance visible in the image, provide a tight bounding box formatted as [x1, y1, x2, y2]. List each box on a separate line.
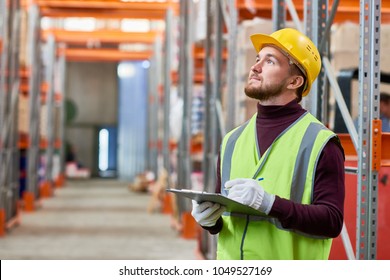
[148, 35, 161, 178]
[224, 0, 237, 132]
[0, 0, 21, 231]
[176, 0, 194, 216]
[0, 0, 10, 232]
[200, 0, 214, 259]
[0, 0, 6, 235]
[163, 8, 173, 183]
[57, 44, 66, 185]
[356, 0, 381, 260]
[26, 4, 42, 210]
[200, 0, 224, 259]
[273, 0, 286, 31]
[303, 0, 328, 120]
[8, 0, 21, 225]
[42, 34, 56, 196]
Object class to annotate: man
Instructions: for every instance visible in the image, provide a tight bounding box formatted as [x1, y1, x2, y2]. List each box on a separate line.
[191, 28, 345, 260]
[354, 92, 390, 132]
[379, 92, 390, 132]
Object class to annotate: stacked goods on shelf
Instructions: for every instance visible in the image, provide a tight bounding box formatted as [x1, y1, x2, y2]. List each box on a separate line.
[18, 94, 29, 198]
[331, 22, 390, 120]
[191, 85, 205, 136]
[18, 94, 29, 138]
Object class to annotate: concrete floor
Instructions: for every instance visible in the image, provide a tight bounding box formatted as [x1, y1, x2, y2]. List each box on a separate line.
[0, 178, 198, 260]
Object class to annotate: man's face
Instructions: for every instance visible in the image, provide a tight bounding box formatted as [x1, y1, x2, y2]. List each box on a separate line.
[244, 46, 293, 101]
[380, 99, 390, 118]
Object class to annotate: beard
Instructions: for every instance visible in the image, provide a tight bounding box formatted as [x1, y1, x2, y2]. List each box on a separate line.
[244, 77, 287, 101]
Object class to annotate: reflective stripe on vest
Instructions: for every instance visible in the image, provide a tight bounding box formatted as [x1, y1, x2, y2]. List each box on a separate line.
[221, 119, 251, 196]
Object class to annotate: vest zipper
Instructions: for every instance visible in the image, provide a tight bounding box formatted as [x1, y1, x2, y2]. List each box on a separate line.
[240, 215, 250, 260]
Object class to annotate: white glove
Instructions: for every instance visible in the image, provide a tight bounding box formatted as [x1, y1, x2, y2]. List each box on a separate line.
[191, 200, 226, 227]
[225, 178, 275, 215]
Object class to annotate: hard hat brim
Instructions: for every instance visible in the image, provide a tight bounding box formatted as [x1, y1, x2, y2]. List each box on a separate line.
[250, 33, 305, 74]
[250, 33, 287, 54]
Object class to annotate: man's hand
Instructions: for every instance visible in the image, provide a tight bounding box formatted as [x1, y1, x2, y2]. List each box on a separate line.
[225, 178, 275, 214]
[191, 200, 226, 227]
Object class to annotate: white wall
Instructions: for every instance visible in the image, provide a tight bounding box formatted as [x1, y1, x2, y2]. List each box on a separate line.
[65, 61, 118, 176]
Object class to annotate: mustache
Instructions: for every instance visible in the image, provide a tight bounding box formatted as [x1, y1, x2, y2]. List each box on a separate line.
[249, 73, 260, 80]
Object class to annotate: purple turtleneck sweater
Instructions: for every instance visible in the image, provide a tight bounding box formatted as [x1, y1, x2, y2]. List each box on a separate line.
[208, 100, 345, 238]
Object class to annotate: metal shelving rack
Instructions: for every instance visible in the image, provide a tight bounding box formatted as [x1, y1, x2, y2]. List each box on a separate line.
[314, 0, 381, 260]
[8, 3, 66, 213]
[175, 0, 195, 223]
[163, 8, 173, 189]
[41, 33, 56, 196]
[147, 35, 162, 179]
[16, 0, 176, 215]
[57, 45, 67, 186]
[25, 4, 43, 210]
[356, 0, 381, 260]
[0, 0, 22, 235]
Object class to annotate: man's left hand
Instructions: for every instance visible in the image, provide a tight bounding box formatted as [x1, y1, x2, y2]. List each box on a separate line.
[225, 178, 275, 214]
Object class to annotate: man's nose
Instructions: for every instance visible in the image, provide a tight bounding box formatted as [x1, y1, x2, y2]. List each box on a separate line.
[251, 61, 262, 73]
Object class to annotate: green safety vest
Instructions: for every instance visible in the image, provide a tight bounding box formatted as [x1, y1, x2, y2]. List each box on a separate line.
[218, 112, 338, 260]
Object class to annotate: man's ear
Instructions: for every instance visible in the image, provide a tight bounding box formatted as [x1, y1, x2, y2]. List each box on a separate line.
[287, 75, 305, 90]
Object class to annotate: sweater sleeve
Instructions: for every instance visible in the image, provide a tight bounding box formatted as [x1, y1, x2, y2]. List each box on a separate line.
[269, 138, 345, 238]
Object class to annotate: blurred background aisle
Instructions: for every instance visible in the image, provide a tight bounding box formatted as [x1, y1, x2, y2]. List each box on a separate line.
[0, 179, 197, 260]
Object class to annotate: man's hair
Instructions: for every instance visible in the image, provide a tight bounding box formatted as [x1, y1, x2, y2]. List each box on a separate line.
[380, 92, 390, 103]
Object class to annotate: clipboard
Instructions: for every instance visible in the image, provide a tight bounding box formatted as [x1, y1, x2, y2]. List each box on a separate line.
[166, 188, 266, 216]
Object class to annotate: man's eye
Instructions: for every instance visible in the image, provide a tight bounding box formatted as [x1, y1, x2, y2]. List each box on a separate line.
[267, 59, 274, 64]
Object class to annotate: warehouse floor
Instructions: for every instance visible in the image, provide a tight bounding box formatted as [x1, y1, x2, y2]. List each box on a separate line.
[0, 178, 198, 260]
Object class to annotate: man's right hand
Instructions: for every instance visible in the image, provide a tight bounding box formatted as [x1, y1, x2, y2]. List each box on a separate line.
[191, 200, 226, 227]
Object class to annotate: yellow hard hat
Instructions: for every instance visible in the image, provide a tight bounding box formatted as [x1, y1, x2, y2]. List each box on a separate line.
[250, 28, 321, 97]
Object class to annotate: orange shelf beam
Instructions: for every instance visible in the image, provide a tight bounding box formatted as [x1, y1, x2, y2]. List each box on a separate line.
[18, 136, 62, 150]
[338, 133, 390, 167]
[19, 81, 48, 94]
[36, 0, 179, 19]
[236, 0, 390, 24]
[41, 29, 158, 45]
[193, 46, 228, 60]
[59, 48, 152, 62]
[19, 66, 31, 78]
[36, 0, 177, 9]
